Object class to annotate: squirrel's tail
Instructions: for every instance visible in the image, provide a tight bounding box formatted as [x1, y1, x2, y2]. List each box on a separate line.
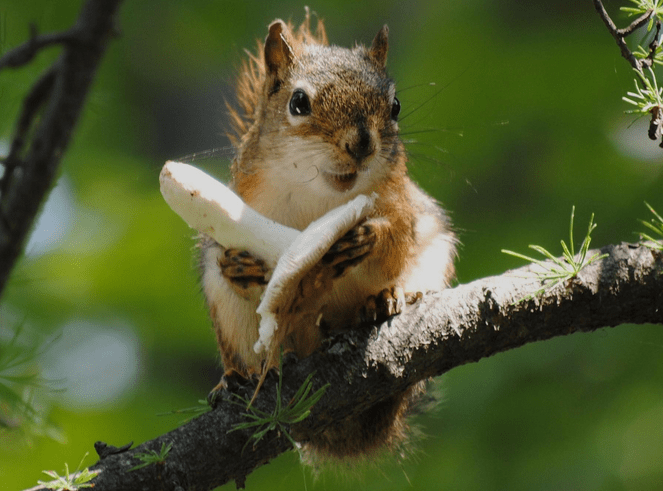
[300, 381, 426, 465]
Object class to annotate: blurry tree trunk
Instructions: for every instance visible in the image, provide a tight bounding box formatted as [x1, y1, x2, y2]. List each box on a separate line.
[0, 0, 124, 297]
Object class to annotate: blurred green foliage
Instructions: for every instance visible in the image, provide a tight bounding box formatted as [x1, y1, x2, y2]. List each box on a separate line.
[1, 0, 662, 490]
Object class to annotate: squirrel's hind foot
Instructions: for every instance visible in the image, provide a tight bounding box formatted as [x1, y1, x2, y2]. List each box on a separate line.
[207, 369, 259, 408]
[208, 352, 300, 408]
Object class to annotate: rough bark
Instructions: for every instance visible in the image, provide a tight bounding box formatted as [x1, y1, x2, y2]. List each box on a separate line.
[63, 242, 662, 491]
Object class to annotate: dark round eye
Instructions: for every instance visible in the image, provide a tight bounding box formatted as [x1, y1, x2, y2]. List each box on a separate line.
[289, 89, 312, 116]
[391, 96, 401, 121]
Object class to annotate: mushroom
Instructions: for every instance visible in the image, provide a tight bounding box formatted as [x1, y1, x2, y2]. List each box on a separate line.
[160, 161, 375, 358]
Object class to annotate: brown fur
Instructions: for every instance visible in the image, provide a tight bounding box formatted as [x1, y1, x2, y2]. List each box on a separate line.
[227, 11, 327, 148]
[200, 12, 456, 463]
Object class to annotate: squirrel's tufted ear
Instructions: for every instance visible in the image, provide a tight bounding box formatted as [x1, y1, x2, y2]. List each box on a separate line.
[369, 25, 389, 68]
[264, 20, 294, 90]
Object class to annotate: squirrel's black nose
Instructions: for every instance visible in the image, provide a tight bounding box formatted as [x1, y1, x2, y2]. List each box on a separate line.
[345, 126, 374, 163]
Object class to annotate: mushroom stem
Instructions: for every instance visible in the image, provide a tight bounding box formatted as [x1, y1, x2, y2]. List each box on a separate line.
[159, 161, 299, 267]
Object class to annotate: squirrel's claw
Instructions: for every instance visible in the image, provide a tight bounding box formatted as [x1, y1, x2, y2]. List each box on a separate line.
[361, 286, 422, 325]
[207, 370, 258, 408]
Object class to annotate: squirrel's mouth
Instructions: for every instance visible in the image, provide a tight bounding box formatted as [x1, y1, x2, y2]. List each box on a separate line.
[322, 170, 358, 192]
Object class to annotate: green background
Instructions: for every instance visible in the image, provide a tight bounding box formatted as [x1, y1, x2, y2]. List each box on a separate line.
[2, 0, 662, 490]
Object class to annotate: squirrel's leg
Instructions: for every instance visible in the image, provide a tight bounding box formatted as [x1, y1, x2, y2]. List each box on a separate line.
[324, 216, 424, 324]
[205, 247, 270, 405]
[207, 333, 260, 407]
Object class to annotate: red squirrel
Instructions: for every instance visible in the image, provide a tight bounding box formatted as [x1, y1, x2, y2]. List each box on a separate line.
[199, 13, 456, 460]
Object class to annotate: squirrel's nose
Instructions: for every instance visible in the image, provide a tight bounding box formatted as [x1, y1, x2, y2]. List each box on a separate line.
[345, 126, 375, 163]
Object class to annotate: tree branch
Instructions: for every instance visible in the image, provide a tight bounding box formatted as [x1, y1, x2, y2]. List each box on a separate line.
[0, 0, 124, 298]
[592, 0, 654, 71]
[593, 0, 663, 147]
[46, 242, 660, 491]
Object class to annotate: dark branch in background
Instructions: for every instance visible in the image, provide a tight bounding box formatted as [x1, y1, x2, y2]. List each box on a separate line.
[38, 243, 658, 491]
[593, 0, 663, 147]
[593, 0, 654, 70]
[0, 0, 124, 298]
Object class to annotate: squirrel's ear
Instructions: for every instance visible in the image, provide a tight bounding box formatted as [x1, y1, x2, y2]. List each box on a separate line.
[369, 25, 389, 68]
[264, 20, 294, 88]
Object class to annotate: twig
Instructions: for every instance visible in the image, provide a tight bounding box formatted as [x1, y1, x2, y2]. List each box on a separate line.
[617, 9, 654, 36]
[594, 0, 663, 148]
[647, 18, 662, 66]
[592, 0, 654, 71]
[0, 27, 83, 70]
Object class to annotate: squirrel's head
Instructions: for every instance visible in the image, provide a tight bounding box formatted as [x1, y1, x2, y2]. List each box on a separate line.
[239, 19, 404, 198]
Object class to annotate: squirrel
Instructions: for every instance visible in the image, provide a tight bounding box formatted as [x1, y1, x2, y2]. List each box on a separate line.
[199, 12, 457, 461]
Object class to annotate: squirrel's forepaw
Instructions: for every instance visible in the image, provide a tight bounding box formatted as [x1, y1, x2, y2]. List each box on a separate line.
[361, 287, 422, 325]
[322, 222, 377, 277]
[219, 248, 270, 294]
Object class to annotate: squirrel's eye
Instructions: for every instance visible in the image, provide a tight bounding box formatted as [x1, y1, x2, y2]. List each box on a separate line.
[289, 89, 312, 116]
[391, 97, 401, 121]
